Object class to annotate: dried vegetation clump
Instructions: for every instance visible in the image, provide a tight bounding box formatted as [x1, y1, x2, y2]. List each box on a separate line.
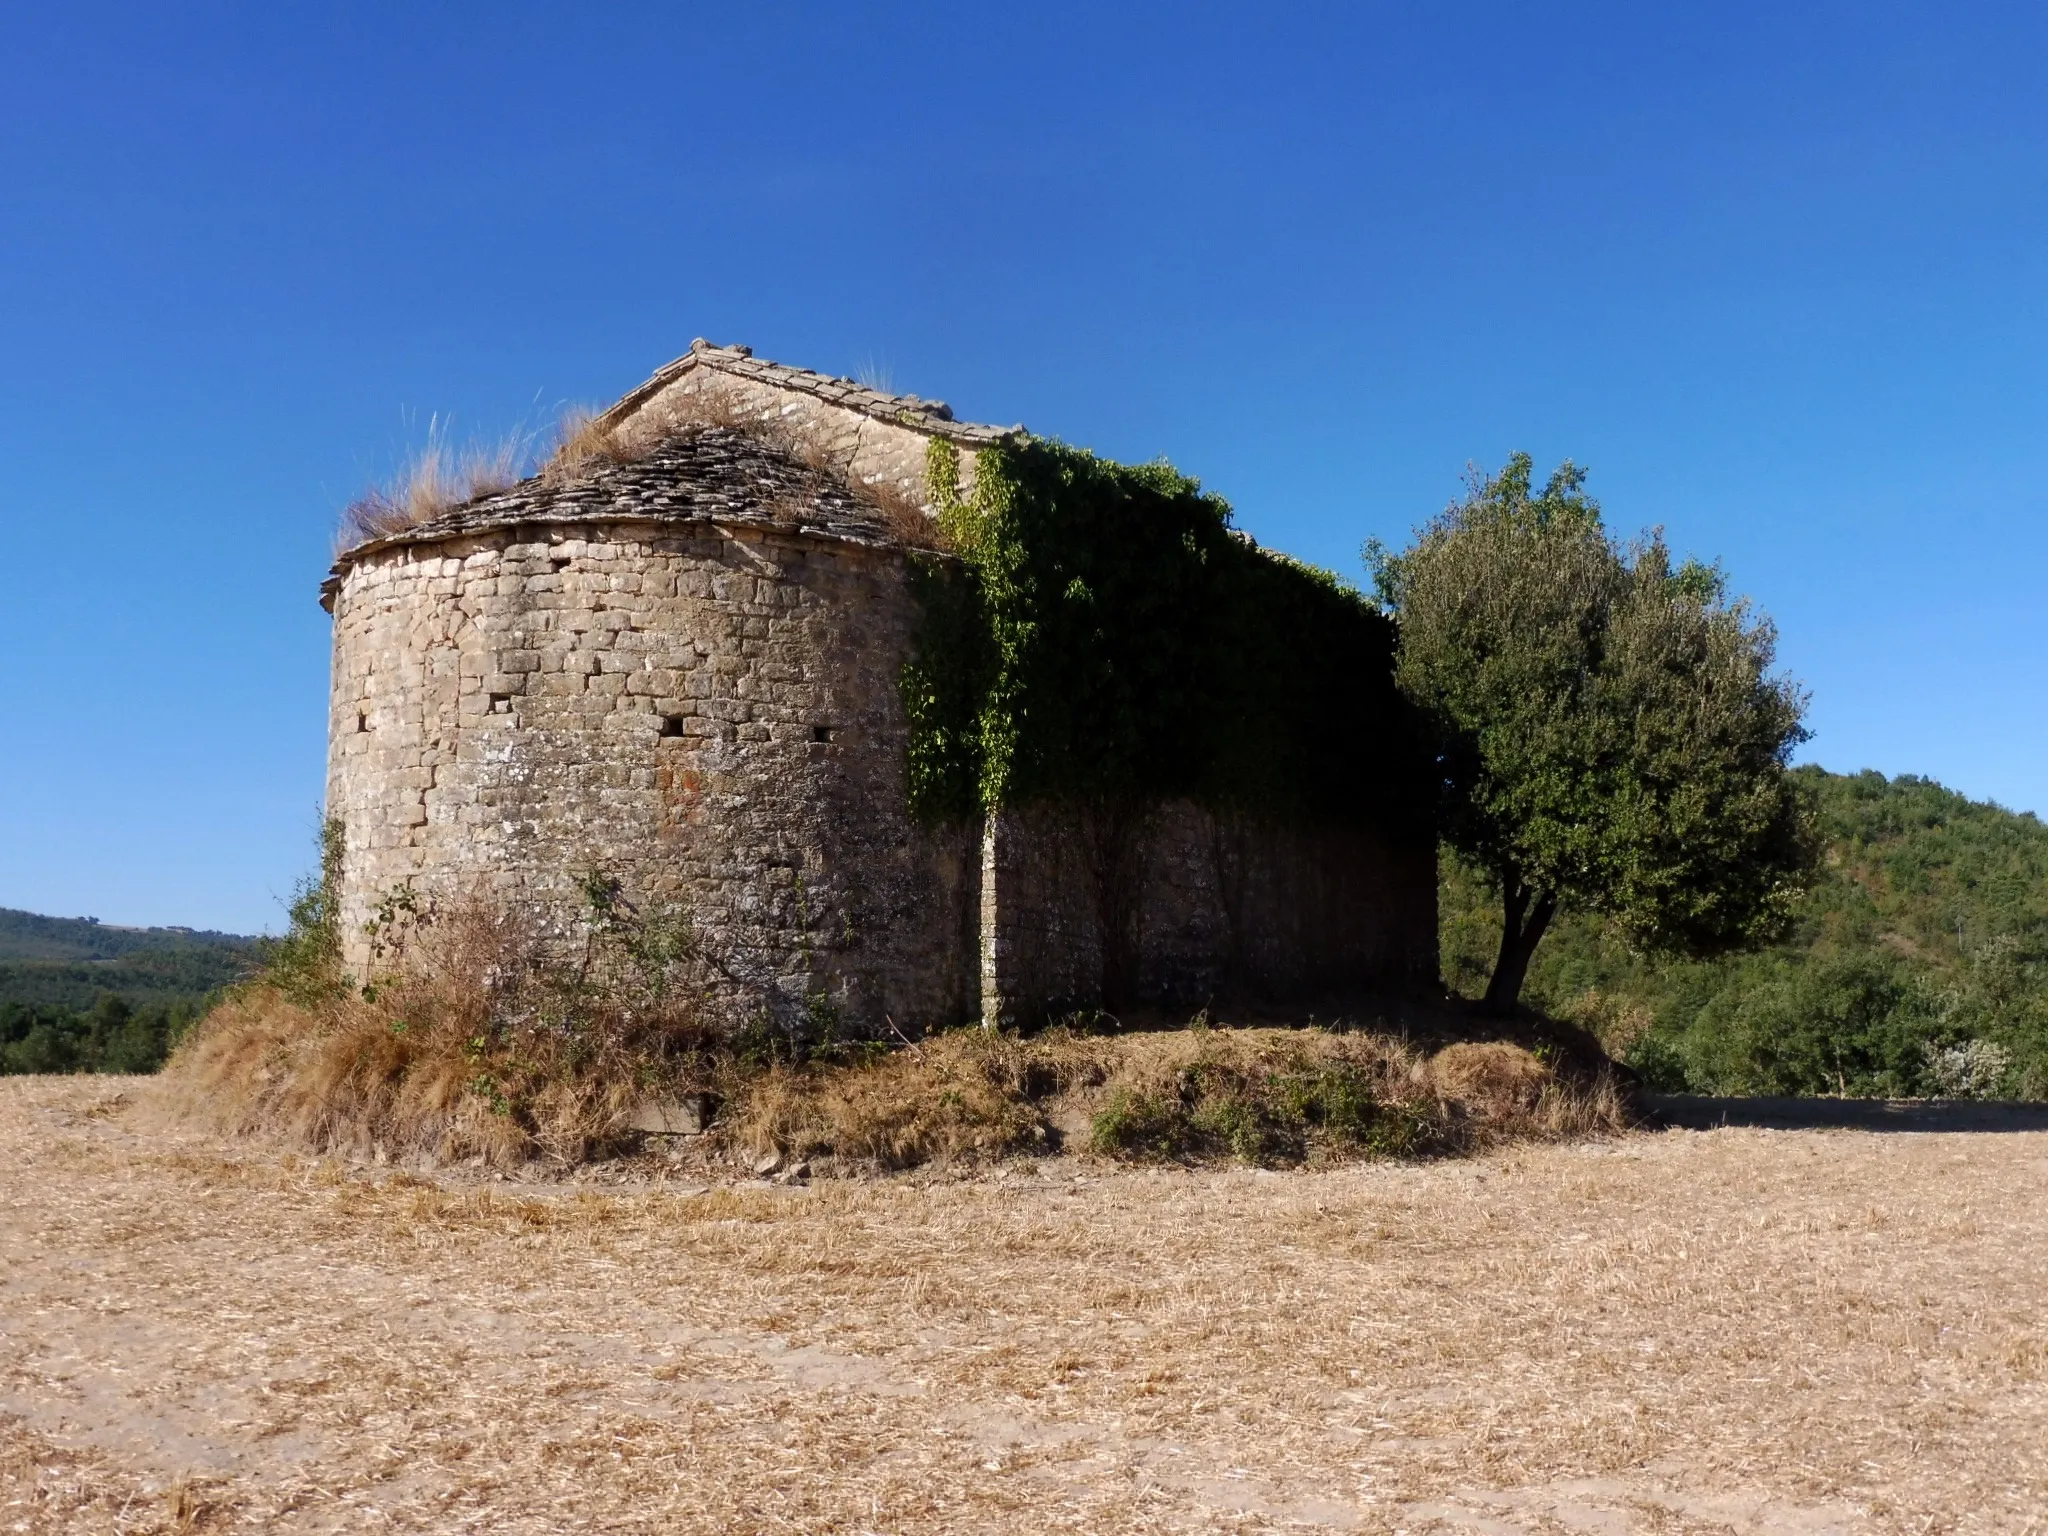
[735, 1023, 1630, 1174]
[166, 919, 1627, 1176]
[162, 876, 728, 1169]
[339, 384, 951, 553]
[338, 415, 537, 546]
[536, 391, 756, 484]
[171, 986, 1628, 1178]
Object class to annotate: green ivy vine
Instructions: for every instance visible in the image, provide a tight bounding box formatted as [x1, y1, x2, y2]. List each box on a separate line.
[900, 435, 1430, 829]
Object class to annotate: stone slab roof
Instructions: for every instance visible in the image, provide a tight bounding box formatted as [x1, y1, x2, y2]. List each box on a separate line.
[600, 339, 1020, 447]
[322, 429, 909, 608]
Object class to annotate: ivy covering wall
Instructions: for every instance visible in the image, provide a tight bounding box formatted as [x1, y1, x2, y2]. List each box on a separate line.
[900, 436, 1431, 832]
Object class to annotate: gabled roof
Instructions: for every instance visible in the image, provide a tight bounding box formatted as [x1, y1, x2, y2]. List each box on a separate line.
[597, 339, 1021, 448]
[324, 342, 1012, 606]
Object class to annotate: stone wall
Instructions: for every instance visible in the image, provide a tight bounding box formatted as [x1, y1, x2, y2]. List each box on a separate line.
[979, 801, 1437, 1026]
[606, 342, 1015, 515]
[326, 509, 981, 1034]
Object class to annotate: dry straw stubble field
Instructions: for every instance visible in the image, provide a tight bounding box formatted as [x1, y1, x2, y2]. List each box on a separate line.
[2, 1075, 2046, 1534]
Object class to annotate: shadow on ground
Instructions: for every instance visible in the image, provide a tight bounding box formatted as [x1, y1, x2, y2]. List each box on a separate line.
[1645, 1094, 2048, 1132]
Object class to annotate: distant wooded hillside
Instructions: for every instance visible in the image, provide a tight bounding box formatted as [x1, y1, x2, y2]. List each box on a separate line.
[1444, 766, 2048, 1098]
[0, 909, 258, 1075]
[0, 908, 257, 1008]
[0, 907, 255, 963]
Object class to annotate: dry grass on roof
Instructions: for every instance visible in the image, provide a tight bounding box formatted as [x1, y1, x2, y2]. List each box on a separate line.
[542, 386, 792, 486]
[339, 390, 950, 552]
[539, 389, 762, 483]
[337, 415, 536, 548]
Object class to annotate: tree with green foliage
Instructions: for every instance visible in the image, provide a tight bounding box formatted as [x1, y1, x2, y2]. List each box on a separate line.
[1371, 454, 1817, 1014]
[0, 994, 206, 1075]
[1441, 765, 2048, 1098]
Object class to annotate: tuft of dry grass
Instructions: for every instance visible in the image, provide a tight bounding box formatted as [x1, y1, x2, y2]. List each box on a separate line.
[338, 416, 535, 547]
[159, 989, 541, 1169]
[1430, 1039, 1553, 1114]
[858, 473, 953, 550]
[730, 1028, 1109, 1170]
[540, 403, 640, 480]
[537, 393, 756, 483]
[160, 891, 722, 1169]
[539, 388, 764, 486]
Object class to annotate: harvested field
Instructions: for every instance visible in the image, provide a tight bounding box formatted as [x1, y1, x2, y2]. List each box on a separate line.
[2, 1076, 2045, 1533]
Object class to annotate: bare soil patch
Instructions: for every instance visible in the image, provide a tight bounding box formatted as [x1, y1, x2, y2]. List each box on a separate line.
[3, 1075, 2044, 1532]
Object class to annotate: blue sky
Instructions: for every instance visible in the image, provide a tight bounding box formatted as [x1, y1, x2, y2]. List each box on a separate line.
[3, 2, 2044, 932]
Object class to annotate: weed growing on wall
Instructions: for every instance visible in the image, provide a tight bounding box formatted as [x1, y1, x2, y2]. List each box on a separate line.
[902, 437, 1432, 828]
[258, 818, 350, 1007]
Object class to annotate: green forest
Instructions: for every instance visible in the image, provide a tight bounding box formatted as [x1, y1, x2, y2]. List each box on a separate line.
[1443, 766, 2048, 1098]
[0, 909, 255, 1075]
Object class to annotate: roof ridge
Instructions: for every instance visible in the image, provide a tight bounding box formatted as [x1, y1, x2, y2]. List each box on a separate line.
[597, 339, 1020, 446]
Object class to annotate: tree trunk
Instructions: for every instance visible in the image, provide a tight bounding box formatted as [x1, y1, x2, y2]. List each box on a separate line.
[1481, 877, 1557, 1017]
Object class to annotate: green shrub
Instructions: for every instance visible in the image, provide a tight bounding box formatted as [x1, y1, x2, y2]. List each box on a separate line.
[0, 994, 206, 1076]
[1090, 1057, 1437, 1167]
[258, 818, 350, 1006]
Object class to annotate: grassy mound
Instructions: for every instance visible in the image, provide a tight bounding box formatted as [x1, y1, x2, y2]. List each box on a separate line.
[165, 985, 1628, 1176]
[156, 845, 1629, 1175]
[743, 1020, 1635, 1171]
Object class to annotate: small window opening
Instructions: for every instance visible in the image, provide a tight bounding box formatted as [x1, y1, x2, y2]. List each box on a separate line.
[550, 555, 571, 571]
[488, 694, 514, 715]
[810, 724, 835, 744]
[355, 712, 368, 733]
[659, 714, 688, 738]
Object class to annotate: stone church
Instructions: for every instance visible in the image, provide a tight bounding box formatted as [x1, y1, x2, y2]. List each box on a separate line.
[321, 342, 1436, 1031]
